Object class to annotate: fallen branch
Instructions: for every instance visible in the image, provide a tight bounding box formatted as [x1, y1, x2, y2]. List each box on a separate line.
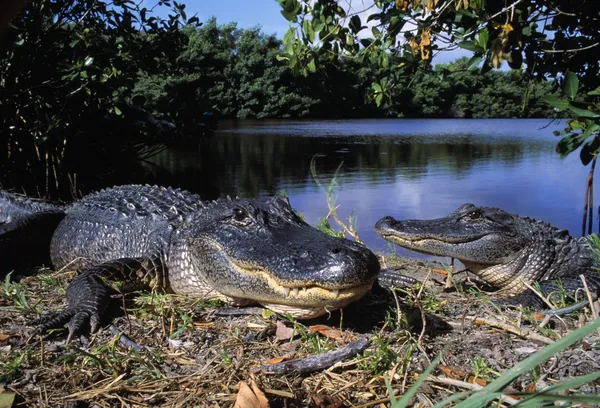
[258, 337, 370, 375]
[107, 325, 146, 351]
[465, 316, 554, 345]
[428, 375, 520, 405]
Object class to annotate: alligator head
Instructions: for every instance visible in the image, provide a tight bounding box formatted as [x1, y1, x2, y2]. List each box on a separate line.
[169, 195, 380, 318]
[375, 203, 534, 290]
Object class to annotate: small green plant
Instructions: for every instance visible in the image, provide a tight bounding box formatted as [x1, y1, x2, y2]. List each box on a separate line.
[280, 314, 335, 354]
[0, 351, 29, 383]
[470, 355, 499, 383]
[1, 272, 36, 313]
[36, 272, 63, 288]
[317, 217, 344, 238]
[309, 155, 361, 243]
[358, 336, 399, 375]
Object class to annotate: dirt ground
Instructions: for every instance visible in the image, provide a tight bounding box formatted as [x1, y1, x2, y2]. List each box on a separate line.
[1, 255, 599, 407]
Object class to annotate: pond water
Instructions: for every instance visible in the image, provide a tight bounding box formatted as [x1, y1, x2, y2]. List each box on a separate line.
[148, 118, 597, 257]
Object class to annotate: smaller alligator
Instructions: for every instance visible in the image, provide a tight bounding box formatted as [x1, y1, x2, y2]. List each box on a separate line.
[375, 203, 600, 314]
[0, 185, 413, 341]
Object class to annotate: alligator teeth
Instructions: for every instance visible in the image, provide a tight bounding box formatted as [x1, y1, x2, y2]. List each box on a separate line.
[292, 288, 299, 297]
[283, 287, 290, 296]
[332, 289, 340, 298]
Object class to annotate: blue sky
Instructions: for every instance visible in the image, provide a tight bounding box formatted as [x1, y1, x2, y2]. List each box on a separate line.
[149, 0, 471, 64]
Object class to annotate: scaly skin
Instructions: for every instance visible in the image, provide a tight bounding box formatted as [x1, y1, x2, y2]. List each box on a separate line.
[24, 185, 395, 340]
[375, 203, 600, 312]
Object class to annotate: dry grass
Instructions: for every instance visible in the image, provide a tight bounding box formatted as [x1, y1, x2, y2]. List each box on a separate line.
[1, 257, 600, 407]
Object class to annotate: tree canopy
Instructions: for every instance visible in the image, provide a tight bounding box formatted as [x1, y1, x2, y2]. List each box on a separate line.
[276, 0, 600, 163]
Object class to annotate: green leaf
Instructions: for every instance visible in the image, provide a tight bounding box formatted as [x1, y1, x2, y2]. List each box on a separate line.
[84, 56, 94, 67]
[375, 93, 382, 106]
[371, 82, 382, 93]
[283, 27, 296, 54]
[563, 71, 579, 100]
[477, 28, 489, 50]
[457, 41, 484, 53]
[306, 57, 316, 73]
[372, 26, 381, 38]
[541, 95, 570, 110]
[349, 15, 362, 34]
[579, 127, 600, 165]
[303, 19, 315, 42]
[114, 106, 122, 115]
[567, 101, 600, 118]
[588, 86, 600, 96]
[467, 56, 482, 69]
[556, 132, 590, 158]
[313, 21, 325, 33]
[280, 9, 297, 22]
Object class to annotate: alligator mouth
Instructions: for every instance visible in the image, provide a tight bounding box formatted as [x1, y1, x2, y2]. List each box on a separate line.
[378, 234, 459, 256]
[231, 261, 375, 304]
[379, 232, 484, 247]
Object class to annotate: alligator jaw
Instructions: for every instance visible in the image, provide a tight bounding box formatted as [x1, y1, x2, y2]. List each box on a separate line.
[230, 260, 376, 318]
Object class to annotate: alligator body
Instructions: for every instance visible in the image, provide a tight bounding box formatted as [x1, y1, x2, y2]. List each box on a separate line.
[0, 191, 66, 274]
[1, 185, 393, 340]
[375, 203, 600, 311]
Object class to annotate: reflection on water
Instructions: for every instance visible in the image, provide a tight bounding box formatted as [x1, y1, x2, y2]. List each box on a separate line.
[147, 118, 596, 255]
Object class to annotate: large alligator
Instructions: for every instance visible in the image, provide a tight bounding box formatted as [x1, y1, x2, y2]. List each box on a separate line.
[375, 203, 600, 313]
[2, 185, 411, 341]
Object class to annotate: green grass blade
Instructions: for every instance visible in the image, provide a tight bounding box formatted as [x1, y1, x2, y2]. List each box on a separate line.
[455, 317, 600, 408]
[390, 347, 447, 407]
[515, 371, 600, 407]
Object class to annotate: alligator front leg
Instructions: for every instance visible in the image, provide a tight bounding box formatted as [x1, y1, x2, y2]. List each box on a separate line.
[494, 276, 600, 316]
[34, 256, 165, 342]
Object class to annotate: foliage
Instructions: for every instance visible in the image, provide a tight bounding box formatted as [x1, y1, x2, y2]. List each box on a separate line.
[544, 73, 600, 165]
[276, 0, 599, 90]
[0, 0, 199, 198]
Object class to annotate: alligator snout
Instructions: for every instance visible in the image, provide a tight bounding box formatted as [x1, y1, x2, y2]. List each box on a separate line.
[374, 216, 398, 236]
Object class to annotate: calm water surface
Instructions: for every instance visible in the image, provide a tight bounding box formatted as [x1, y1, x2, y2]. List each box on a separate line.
[149, 118, 595, 257]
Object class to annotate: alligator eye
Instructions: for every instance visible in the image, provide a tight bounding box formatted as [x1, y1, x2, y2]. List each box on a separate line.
[468, 210, 482, 219]
[232, 207, 249, 223]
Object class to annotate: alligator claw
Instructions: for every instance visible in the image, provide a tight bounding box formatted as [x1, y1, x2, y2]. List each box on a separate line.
[34, 307, 101, 343]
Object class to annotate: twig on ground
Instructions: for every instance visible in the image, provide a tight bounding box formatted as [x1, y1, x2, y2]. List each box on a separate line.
[579, 274, 600, 336]
[213, 306, 266, 316]
[428, 375, 520, 405]
[107, 325, 145, 351]
[258, 337, 370, 375]
[465, 316, 554, 345]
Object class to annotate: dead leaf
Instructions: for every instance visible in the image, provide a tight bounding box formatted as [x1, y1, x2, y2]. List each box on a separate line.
[193, 322, 213, 327]
[234, 379, 269, 408]
[0, 390, 16, 408]
[279, 339, 300, 354]
[0, 334, 10, 341]
[308, 324, 345, 340]
[438, 364, 486, 386]
[432, 269, 448, 276]
[264, 356, 289, 365]
[310, 392, 343, 408]
[275, 321, 294, 341]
